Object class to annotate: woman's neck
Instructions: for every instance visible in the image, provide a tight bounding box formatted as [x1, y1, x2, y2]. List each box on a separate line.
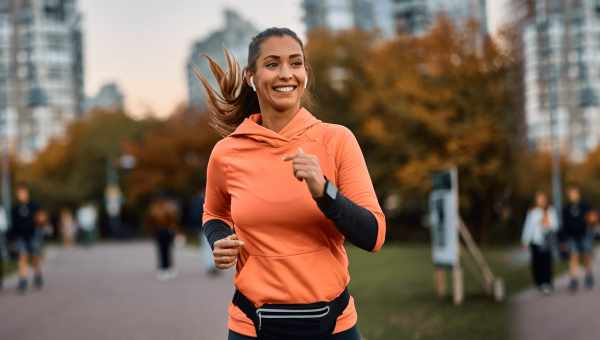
[260, 106, 300, 133]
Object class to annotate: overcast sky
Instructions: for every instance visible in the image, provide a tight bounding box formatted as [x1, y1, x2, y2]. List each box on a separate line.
[79, 0, 508, 118]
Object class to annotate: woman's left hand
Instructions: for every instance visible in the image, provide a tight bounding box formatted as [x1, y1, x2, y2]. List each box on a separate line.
[283, 148, 326, 198]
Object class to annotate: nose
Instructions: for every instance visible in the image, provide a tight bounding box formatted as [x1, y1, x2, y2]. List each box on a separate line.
[278, 63, 293, 80]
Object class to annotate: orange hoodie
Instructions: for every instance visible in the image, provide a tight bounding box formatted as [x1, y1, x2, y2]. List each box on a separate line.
[203, 107, 386, 337]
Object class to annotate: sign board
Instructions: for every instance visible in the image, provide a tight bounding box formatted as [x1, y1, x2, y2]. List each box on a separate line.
[105, 185, 122, 218]
[429, 168, 459, 267]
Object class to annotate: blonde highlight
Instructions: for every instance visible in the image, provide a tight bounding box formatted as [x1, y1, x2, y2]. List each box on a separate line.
[193, 49, 258, 136]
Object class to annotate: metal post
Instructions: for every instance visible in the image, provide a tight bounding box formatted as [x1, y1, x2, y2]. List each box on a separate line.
[1, 141, 10, 228]
[549, 72, 562, 226]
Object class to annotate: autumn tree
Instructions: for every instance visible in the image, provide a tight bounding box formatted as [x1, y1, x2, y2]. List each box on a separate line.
[306, 18, 528, 241]
[124, 105, 220, 206]
[18, 109, 155, 212]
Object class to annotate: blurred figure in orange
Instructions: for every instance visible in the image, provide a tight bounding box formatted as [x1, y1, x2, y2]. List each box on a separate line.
[146, 197, 180, 281]
[60, 208, 77, 247]
[586, 209, 600, 238]
[35, 209, 54, 240]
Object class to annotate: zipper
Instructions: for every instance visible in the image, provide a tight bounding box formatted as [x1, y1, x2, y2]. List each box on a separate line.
[256, 306, 330, 331]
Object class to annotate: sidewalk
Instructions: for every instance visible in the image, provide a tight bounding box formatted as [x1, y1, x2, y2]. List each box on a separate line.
[512, 248, 600, 340]
[0, 242, 235, 340]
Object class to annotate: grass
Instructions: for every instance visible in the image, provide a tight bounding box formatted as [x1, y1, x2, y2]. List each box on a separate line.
[347, 243, 535, 340]
[1, 260, 16, 284]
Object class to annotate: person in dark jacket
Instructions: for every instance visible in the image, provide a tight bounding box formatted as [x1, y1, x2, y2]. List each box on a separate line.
[561, 186, 594, 292]
[10, 184, 44, 294]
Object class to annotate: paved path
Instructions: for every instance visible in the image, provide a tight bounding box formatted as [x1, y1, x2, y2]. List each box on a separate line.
[512, 248, 600, 340]
[0, 242, 235, 340]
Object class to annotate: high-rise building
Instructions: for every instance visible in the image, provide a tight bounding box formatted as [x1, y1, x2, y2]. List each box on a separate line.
[84, 82, 124, 112]
[375, 0, 487, 36]
[303, 0, 375, 32]
[303, 0, 487, 37]
[0, 0, 84, 160]
[524, 0, 600, 160]
[186, 10, 258, 109]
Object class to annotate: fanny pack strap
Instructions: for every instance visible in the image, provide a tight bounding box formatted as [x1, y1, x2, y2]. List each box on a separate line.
[233, 288, 350, 333]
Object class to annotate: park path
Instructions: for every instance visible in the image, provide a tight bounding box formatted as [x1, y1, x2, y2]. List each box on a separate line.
[512, 248, 600, 340]
[0, 242, 235, 340]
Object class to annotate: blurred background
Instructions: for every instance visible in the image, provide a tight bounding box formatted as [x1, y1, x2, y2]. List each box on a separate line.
[1, 0, 599, 340]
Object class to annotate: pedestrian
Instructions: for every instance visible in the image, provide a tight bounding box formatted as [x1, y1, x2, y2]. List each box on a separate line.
[10, 183, 44, 293]
[76, 202, 98, 246]
[521, 191, 558, 295]
[146, 197, 180, 281]
[60, 208, 77, 247]
[0, 205, 7, 290]
[35, 209, 53, 240]
[561, 186, 595, 292]
[196, 27, 386, 340]
[588, 209, 600, 240]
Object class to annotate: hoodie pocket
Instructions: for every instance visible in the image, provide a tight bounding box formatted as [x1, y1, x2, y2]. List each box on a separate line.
[234, 247, 348, 306]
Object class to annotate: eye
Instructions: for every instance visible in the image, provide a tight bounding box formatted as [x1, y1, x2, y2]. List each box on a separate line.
[292, 60, 303, 67]
[266, 62, 278, 68]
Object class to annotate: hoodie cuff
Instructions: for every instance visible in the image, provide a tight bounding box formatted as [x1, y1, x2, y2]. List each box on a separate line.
[202, 219, 234, 250]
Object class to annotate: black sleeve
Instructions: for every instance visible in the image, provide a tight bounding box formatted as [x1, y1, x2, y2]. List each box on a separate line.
[202, 219, 234, 250]
[316, 192, 378, 251]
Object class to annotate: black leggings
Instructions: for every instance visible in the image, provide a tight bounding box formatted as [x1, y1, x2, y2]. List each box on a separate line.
[227, 326, 361, 340]
[155, 229, 174, 270]
[530, 244, 553, 287]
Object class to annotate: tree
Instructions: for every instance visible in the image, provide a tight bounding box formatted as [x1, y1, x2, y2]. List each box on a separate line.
[124, 106, 220, 206]
[306, 18, 527, 241]
[18, 109, 155, 212]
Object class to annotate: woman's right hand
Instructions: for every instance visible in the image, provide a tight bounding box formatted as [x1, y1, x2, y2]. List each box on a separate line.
[213, 234, 244, 269]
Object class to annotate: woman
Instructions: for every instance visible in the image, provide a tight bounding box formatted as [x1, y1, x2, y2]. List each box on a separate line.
[197, 28, 386, 340]
[146, 197, 180, 281]
[521, 191, 558, 294]
[60, 208, 76, 247]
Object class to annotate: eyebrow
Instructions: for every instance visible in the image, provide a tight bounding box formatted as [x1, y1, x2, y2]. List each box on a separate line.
[263, 54, 303, 60]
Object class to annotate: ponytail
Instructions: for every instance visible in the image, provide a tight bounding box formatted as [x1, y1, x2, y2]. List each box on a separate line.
[193, 49, 259, 136]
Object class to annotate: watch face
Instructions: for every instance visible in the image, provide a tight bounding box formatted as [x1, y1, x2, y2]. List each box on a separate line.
[326, 181, 338, 199]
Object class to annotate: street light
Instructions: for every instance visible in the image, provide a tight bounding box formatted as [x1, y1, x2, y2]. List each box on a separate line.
[549, 65, 562, 226]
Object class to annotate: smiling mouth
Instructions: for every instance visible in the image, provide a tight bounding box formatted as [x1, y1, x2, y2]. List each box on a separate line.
[273, 86, 297, 93]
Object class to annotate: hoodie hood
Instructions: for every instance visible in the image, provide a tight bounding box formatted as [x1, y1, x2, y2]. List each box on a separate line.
[229, 107, 321, 147]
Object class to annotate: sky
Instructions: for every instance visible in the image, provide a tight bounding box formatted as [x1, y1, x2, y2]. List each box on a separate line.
[79, 0, 508, 118]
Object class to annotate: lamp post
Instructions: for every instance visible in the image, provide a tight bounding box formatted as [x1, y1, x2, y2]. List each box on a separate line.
[549, 66, 562, 225]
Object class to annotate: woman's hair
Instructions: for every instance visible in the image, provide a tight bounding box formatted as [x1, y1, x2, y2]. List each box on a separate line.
[194, 27, 312, 136]
[534, 191, 549, 209]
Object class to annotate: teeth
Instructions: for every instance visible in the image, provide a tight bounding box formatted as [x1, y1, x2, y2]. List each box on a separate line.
[274, 86, 295, 93]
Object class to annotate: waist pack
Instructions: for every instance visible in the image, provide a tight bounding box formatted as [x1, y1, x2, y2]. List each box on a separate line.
[233, 288, 350, 340]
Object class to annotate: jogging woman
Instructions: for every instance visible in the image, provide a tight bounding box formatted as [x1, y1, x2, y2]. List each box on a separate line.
[197, 27, 386, 340]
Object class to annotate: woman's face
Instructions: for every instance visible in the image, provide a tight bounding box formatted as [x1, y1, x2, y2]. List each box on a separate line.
[536, 193, 547, 208]
[249, 35, 307, 113]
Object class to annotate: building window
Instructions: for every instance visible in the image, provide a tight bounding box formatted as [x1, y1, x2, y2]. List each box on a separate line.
[580, 87, 597, 107]
[47, 33, 65, 51]
[47, 65, 63, 80]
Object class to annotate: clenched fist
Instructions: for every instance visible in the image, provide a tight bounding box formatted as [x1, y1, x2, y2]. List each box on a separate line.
[283, 147, 326, 198]
[213, 234, 244, 269]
